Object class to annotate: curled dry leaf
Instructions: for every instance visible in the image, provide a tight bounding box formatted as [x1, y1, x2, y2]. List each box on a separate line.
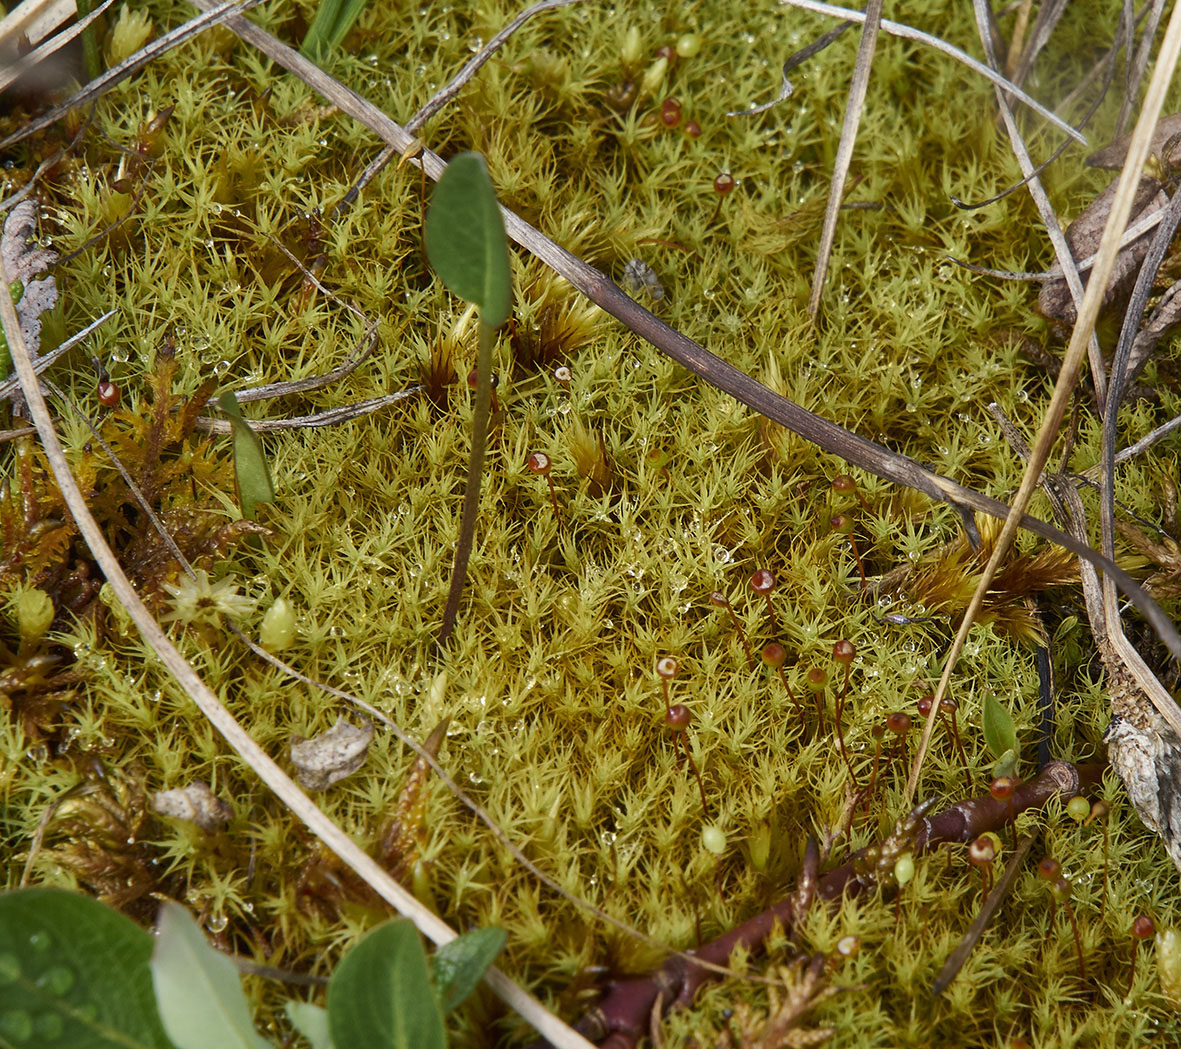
[1086, 112, 1181, 169]
[1037, 175, 1168, 329]
[152, 780, 234, 832]
[1, 200, 58, 353]
[290, 716, 374, 790]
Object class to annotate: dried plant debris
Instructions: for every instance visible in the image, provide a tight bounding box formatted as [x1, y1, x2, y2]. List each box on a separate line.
[1036, 174, 1169, 329]
[713, 956, 840, 1049]
[876, 515, 1075, 644]
[152, 780, 234, 832]
[1087, 113, 1181, 169]
[1105, 662, 1181, 873]
[290, 716, 374, 790]
[1, 200, 58, 354]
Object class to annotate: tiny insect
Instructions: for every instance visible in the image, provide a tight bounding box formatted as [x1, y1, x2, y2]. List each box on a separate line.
[621, 258, 665, 301]
[873, 611, 947, 626]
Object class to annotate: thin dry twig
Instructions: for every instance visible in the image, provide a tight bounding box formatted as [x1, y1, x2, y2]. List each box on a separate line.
[0, 0, 114, 94]
[807, 0, 883, 317]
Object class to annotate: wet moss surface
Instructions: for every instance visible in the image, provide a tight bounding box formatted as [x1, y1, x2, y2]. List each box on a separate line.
[3, 1, 1181, 1045]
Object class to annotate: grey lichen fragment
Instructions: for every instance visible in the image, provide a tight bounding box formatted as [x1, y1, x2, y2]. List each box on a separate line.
[1, 200, 58, 353]
[290, 716, 375, 790]
[1105, 673, 1181, 874]
[153, 780, 234, 832]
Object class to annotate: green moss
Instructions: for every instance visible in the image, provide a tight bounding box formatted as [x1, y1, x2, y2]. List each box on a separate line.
[4, 0, 1181, 1045]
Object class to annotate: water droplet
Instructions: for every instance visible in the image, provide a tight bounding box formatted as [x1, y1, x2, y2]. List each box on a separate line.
[713, 546, 732, 564]
[212, 359, 232, 376]
[28, 931, 51, 953]
[468, 771, 485, 785]
[206, 912, 228, 934]
[328, 626, 346, 638]
[0, 954, 21, 984]
[37, 966, 74, 995]
[601, 830, 616, 845]
[0, 1010, 32, 1041]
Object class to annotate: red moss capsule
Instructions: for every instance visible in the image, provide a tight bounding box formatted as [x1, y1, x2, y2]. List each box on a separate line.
[832, 640, 855, 664]
[97, 381, 120, 407]
[885, 712, 911, 735]
[749, 569, 775, 595]
[713, 171, 735, 195]
[527, 452, 551, 475]
[1037, 857, 1061, 881]
[990, 776, 1015, 802]
[666, 703, 691, 730]
[660, 97, 682, 127]
[683, 119, 702, 138]
[656, 656, 679, 679]
[761, 642, 787, 668]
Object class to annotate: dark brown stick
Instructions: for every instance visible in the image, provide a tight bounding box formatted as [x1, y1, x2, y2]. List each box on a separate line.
[547, 761, 1099, 1049]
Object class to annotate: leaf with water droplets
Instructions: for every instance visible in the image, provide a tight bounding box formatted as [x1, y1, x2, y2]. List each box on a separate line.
[0, 888, 175, 1048]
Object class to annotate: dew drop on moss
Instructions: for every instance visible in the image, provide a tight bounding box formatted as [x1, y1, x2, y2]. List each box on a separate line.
[0, 954, 21, 983]
[36, 967, 74, 995]
[27, 932, 51, 953]
[0, 1010, 32, 1042]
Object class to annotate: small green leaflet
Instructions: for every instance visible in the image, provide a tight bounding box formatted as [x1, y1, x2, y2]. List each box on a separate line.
[424, 153, 512, 327]
[218, 392, 275, 520]
[981, 692, 1018, 761]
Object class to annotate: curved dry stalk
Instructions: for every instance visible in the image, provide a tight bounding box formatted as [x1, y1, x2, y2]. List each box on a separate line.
[807, 0, 883, 317]
[906, 1, 1181, 803]
[0, 289, 596, 1049]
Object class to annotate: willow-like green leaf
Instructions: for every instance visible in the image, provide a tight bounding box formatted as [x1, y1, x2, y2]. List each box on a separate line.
[424, 152, 511, 327]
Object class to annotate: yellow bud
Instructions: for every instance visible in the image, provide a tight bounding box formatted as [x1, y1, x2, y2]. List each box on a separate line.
[259, 597, 297, 651]
[620, 26, 642, 68]
[105, 4, 153, 67]
[639, 56, 668, 100]
[1158, 928, 1181, 1006]
[15, 588, 54, 644]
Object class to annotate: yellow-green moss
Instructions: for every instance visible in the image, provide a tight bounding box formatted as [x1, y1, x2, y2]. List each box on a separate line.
[4, 0, 1181, 1046]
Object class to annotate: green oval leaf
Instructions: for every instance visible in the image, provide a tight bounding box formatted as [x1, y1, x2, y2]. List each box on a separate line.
[0, 887, 175, 1049]
[218, 392, 275, 520]
[151, 902, 272, 1049]
[981, 692, 1018, 760]
[431, 927, 506, 1014]
[326, 920, 444, 1049]
[424, 153, 511, 327]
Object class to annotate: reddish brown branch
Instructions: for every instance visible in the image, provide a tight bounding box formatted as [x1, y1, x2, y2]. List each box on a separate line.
[545, 761, 1101, 1049]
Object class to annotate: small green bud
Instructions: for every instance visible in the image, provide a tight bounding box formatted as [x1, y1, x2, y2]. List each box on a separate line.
[747, 823, 772, 871]
[893, 853, 915, 886]
[105, 4, 154, 67]
[1158, 928, 1181, 1007]
[620, 26, 642, 67]
[639, 55, 668, 99]
[701, 825, 727, 854]
[259, 597, 297, 651]
[1066, 795, 1091, 822]
[99, 582, 133, 634]
[675, 33, 702, 58]
[15, 587, 54, 644]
